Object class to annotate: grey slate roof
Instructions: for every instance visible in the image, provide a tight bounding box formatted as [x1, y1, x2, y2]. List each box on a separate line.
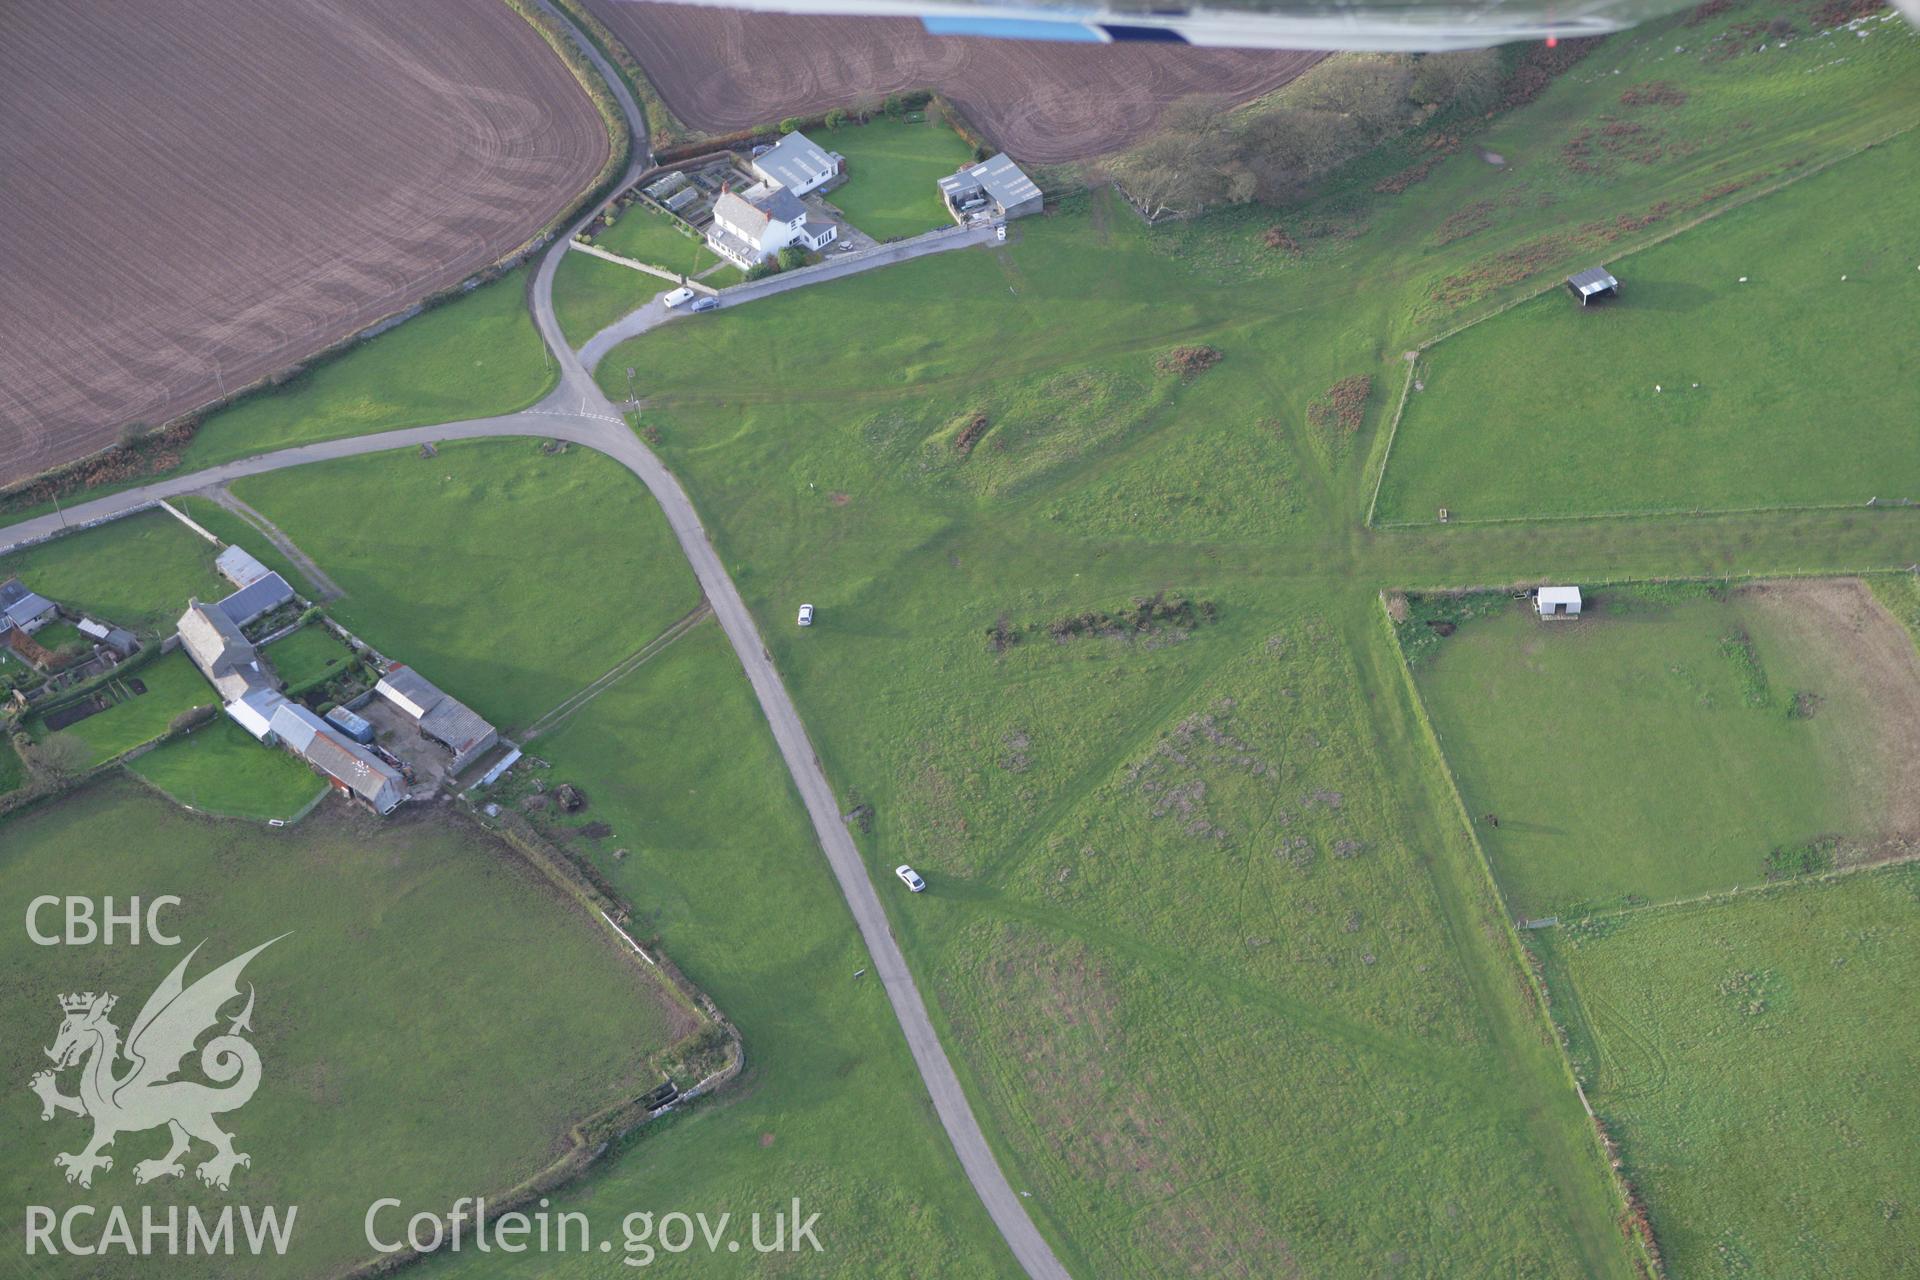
[377, 663, 496, 768]
[377, 665, 444, 715]
[304, 730, 405, 813]
[420, 697, 497, 766]
[757, 184, 807, 225]
[217, 572, 295, 627]
[0, 578, 55, 629]
[270, 702, 328, 753]
[713, 189, 768, 235]
[178, 599, 273, 704]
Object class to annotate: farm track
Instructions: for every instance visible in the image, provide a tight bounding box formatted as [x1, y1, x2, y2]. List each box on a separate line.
[0, 5, 1074, 1272]
[0, 0, 610, 488]
[520, 601, 713, 740]
[582, 0, 1322, 162]
[7, 13, 1918, 1275]
[200, 485, 347, 601]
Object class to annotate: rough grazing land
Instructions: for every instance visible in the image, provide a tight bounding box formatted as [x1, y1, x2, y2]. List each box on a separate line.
[585, 1, 1322, 161]
[1538, 867, 1920, 1279]
[0, 0, 608, 487]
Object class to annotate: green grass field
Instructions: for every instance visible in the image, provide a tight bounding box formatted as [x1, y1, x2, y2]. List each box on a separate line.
[593, 203, 719, 277]
[9, 7, 1913, 1273]
[0, 776, 691, 1278]
[262, 623, 353, 691]
[1376, 130, 1920, 523]
[817, 117, 975, 241]
[0, 507, 225, 633]
[1407, 581, 1915, 916]
[170, 496, 320, 600]
[126, 717, 327, 821]
[231, 439, 700, 732]
[1535, 866, 1920, 1279]
[30, 620, 88, 655]
[0, 734, 23, 797]
[179, 268, 555, 473]
[427, 621, 1019, 1278]
[31, 650, 214, 765]
[571, 7, 1920, 1273]
[554, 250, 668, 347]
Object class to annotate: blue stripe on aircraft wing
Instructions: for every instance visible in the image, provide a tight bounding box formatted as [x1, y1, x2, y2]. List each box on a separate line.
[921, 15, 1106, 40]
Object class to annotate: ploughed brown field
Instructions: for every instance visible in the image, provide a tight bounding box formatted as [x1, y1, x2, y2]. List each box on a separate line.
[585, 1, 1323, 162]
[0, 0, 610, 487]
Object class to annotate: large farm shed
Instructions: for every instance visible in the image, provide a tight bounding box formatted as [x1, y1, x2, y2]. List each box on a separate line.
[583, 0, 1323, 163]
[939, 154, 1044, 224]
[0, 0, 611, 487]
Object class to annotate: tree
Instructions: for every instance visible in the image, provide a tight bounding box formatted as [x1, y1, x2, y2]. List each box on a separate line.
[1236, 106, 1366, 200]
[1409, 49, 1501, 114]
[117, 421, 148, 450]
[882, 93, 906, 118]
[824, 107, 847, 130]
[29, 732, 91, 786]
[1112, 129, 1238, 220]
[776, 246, 808, 272]
[779, 116, 802, 134]
[1292, 54, 1415, 137]
[1159, 94, 1234, 140]
[851, 93, 883, 123]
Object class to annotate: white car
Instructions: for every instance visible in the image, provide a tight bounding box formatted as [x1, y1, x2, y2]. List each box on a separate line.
[895, 865, 926, 893]
[662, 287, 695, 308]
[797, 603, 814, 627]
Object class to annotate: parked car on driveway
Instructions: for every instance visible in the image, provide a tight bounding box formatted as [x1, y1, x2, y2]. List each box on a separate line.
[797, 603, 814, 627]
[895, 865, 926, 893]
[663, 287, 695, 308]
[690, 295, 719, 313]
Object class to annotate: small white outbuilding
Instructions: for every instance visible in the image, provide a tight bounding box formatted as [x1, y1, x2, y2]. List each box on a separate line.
[1537, 586, 1583, 619]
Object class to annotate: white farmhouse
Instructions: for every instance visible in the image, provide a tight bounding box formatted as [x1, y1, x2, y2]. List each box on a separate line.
[706, 184, 836, 269]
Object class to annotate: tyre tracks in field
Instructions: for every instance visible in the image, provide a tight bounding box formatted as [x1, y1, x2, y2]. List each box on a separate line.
[519, 601, 712, 742]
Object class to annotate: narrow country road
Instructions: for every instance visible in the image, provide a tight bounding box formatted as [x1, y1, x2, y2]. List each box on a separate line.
[3, 7, 1071, 1276]
[577, 222, 999, 370]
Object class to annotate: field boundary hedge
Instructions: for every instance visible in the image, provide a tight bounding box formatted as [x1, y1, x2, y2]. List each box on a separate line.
[546, 0, 690, 149]
[331, 802, 743, 1278]
[650, 90, 935, 166]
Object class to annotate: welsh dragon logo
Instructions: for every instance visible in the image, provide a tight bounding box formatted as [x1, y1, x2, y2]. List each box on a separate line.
[29, 938, 281, 1191]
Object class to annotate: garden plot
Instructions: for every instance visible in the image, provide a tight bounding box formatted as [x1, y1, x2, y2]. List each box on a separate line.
[1406, 578, 1920, 917]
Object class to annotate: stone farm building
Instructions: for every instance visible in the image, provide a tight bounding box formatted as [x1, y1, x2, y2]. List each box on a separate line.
[217, 572, 295, 628]
[177, 594, 407, 815]
[216, 545, 274, 589]
[374, 664, 498, 773]
[938, 154, 1042, 226]
[269, 702, 405, 815]
[177, 599, 276, 708]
